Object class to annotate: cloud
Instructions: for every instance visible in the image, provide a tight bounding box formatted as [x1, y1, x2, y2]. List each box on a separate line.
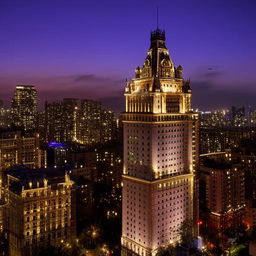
[192, 80, 214, 91]
[0, 73, 125, 110]
[73, 74, 96, 82]
[203, 71, 223, 79]
[191, 65, 225, 82]
[1, 71, 256, 113]
[192, 80, 256, 110]
[71, 74, 124, 84]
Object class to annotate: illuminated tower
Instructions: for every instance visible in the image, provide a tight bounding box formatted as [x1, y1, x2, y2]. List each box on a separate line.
[11, 85, 38, 130]
[121, 29, 199, 256]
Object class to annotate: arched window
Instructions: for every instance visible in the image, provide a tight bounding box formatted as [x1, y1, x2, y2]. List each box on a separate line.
[144, 59, 150, 66]
[161, 59, 169, 67]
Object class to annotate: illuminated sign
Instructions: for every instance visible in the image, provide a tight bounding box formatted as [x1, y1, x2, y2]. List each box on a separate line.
[48, 142, 67, 148]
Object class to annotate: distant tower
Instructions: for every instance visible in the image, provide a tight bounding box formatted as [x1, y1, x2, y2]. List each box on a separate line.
[45, 98, 79, 143]
[121, 28, 199, 255]
[11, 85, 38, 130]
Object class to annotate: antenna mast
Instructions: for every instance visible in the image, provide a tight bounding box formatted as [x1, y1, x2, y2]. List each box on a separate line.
[157, 6, 159, 29]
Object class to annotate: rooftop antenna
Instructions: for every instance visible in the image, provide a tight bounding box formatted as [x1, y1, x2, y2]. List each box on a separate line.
[156, 6, 159, 29]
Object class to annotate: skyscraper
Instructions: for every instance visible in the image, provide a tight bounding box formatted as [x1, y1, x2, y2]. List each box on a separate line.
[121, 29, 199, 255]
[77, 99, 118, 144]
[77, 99, 102, 144]
[11, 85, 38, 130]
[45, 98, 79, 143]
[45, 98, 117, 145]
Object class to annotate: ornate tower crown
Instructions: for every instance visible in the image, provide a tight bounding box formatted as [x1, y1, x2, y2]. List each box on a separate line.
[134, 27, 174, 79]
[124, 28, 192, 114]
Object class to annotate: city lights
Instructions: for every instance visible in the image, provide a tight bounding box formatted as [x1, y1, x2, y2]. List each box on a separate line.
[0, 2, 254, 256]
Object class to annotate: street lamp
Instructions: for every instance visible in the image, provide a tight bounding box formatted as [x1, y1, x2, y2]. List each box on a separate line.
[197, 220, 203, 236]
[197, 220, 203, 251]
[92, 231, 97, 238]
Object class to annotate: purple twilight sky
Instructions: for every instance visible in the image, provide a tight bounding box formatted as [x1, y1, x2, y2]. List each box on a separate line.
[0, 0, 255, 113]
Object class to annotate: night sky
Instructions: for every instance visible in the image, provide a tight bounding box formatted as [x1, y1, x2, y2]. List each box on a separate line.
[0, 0, 255, 113]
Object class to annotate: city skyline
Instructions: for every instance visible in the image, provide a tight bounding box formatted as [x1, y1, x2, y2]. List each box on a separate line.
[1, 0, 255, 112]
[1, 2, 256, 255]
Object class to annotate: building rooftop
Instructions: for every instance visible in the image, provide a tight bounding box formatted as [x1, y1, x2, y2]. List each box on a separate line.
[150, 28, 166, 42]
[7, 166, 66, 179]
[202, 157, 231, 170]
[16, 85, 35, 89]
[6, 167, 70, 194]
[0, 128, 38, 139]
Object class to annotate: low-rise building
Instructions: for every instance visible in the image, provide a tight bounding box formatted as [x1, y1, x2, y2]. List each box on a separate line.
[249, 242, 256, 256]
[3, 167, 76, 256]
[0, 130, 46, 170]
[0, 199, 8, 255]
[245, 199, 256, 228]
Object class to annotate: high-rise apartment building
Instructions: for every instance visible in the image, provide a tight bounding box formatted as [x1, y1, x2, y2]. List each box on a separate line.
[249, 107, 256, 127]
[77, 99, 118, 144]
[45, 101, 64, 142]
[199, 153, 245, 232]
[101, 110, 118, 143]
[200, 110, 230, 128]
[45, 98, 79, 143]
[200, 126, 256, 154]
[4, 167, 76, 256]
[121, 29, 199, 255]
[76, 99, 102, 144]
[11, 85, 38, 130]
[36, 111, 46, 140]
[45, 98, 117, 145]
[231, 106, 247, 127]
[0, 104, 12, 129]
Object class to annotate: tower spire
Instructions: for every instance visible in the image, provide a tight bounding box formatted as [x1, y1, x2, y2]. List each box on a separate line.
[157, 6, 159, 29]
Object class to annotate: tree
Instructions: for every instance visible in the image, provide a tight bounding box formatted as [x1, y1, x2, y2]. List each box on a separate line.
[178, 219, 194, 246]
[156, 245, 177, 256]
[79, 225, 101, 249]
[34, 244, 81, 256]
[230, 244, 247, 256]
[209, 246, 223, 256]
[34, 245, 68, 256]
